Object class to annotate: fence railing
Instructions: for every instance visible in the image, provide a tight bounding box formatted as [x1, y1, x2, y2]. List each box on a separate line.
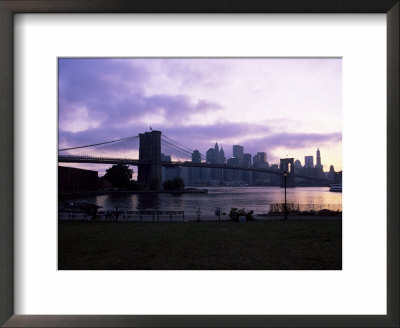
[58, 210, 185, 222]
[269, 203, 342, 214]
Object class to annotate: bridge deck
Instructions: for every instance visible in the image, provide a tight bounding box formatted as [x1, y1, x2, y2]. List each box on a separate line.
[58, 155, 329, 182]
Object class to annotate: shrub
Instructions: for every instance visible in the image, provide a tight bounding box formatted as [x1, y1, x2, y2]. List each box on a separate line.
[229, 208, 254, 221]
[163, 177, 185, 190]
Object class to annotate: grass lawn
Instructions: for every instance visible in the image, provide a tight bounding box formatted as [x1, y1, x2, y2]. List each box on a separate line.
[58, 219, 341, 270]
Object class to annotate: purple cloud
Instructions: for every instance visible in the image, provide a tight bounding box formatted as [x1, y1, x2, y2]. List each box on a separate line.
[59, 58, 222, 129]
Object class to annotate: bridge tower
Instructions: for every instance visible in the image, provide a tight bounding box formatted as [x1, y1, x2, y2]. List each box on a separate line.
[279, 158, 296, 187]
[138, 130, 162, 187]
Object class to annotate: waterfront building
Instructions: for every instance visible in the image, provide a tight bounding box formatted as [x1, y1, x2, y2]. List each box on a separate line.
[218, 146, 226, 164]
[58, 166, 98, 193]
[225, 157, 242, 182]
[257, 152, 267, 165]
[328, 165, 335, 181]
[164, 166, 189, 185]
[206, 148, 215, 163]
[205, 142, 225, 164]
[270, 164, 279, 170]
[192, 149, 201, 163]
[243, 153, 252, 168]
[213, 142, 219, 162]
[242, 153, 253, 184]
[316, 148, 322, 168]
[304, 156, 314, 168]
[253, 154, 259, 167]
[161, 153, 172, 162]
[294, 159, 302, 169]
[334, 171, 342, 184]
[315, 148, 324, 177]
[233, 145, 244, 165]
[252, 152, 267, 184]
[188, 150, 202, 183]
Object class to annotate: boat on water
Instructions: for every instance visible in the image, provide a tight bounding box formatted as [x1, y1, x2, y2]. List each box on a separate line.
[329, 183, 342, 192]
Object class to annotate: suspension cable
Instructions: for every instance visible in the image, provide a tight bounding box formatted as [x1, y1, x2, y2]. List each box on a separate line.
[58, 135, 139, 152]
[162, 134, 196, 153]
[161, 141, 193, 159]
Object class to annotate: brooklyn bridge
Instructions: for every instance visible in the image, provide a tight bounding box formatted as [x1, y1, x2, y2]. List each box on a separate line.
[58, 130, 330, 186]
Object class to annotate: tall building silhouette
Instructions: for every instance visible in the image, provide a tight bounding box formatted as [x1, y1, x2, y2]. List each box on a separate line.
[191, 149, 201, 163]
[315, 148, 324, 177]
[225, 157, 241, 181]
[206, 148, 215, 163]
[213, 142, 219, 161]
[328, 165, 335, 181]
[315, 148, 322, 169]
[243, 153, 253, 184]
[243, 154, 252, 168]
[218, 145, 226, 164]
[253, 154, 259, 167]
[304, 156, 314, 168]
[189, 150, 202, 183]
[233, 145, 244, 165]
[205, 142, 223, 182]
[257, 152, 267, 165]
[252, 152, 267, 168]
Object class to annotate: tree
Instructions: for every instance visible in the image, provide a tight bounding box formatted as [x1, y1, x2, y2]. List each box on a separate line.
[149, 177, 161, 191]
[104, 164, 133, 189]
[229, 208, 254, 221]
[162, 177, 185, 191]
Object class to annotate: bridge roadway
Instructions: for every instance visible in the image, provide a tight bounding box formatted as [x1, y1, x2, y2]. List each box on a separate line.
[59, 155, 329, 183]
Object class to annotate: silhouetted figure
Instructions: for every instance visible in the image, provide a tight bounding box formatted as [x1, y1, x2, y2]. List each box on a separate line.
[115, 206, 119, 221]
[196, 207, 201, 222]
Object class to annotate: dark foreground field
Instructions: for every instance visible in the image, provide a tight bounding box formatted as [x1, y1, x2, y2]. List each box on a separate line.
[58, 219, 342, 270]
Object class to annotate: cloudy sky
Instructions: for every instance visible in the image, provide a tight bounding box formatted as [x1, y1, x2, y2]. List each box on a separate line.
[58, 58, 342, 175]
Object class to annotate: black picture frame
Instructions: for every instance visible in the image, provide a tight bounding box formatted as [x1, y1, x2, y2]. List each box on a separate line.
[0, 1, 398, 327]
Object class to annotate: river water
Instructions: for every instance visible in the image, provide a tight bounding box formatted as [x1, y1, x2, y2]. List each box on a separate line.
[65, 186, 342, 220]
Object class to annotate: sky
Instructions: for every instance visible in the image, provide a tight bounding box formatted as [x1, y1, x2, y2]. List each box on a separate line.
[58, 58, 342, 175]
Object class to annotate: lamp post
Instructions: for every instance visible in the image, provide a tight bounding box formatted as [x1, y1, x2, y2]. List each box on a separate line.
[283, 171, 288, 220]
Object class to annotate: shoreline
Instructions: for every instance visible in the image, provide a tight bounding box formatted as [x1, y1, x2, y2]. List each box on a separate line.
[59, 187, 208, 198]
[58, 215, 342, 222]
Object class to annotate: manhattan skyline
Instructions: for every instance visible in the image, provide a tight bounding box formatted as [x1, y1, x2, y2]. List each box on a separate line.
[59, 58, 342, 175]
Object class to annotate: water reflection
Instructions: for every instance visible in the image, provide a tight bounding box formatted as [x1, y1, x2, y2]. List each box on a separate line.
[136, 193, 161, 210]
[67, 186, 342, 219]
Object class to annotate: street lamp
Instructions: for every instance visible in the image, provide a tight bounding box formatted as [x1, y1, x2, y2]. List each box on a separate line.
[283, 171, 288, 220]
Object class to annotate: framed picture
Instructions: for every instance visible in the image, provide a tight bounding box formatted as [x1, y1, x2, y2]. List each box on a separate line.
[0, 1, 398, 327]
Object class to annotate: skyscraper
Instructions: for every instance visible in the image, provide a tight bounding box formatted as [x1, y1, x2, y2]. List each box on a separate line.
[316, 148, 322, 168]
[328, 165, 335, 181]
[243, 153, 253, 184]
[214, 142, 219, 160]
[315, 148, 324, 177]
[253, 154, 259, 167]
[192, 149, 201, 163]
[219, 146, 226, 164]
[304, 156, 314, 168]
[257, 152, 267, 164]
[206, 148, 215, 163]
[243, 153, 252, 168]
[161, 153, 171, 162]
[190, 150, 202, 183]
[225, 157, 241, 181]
[233, 145, 244, 165]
